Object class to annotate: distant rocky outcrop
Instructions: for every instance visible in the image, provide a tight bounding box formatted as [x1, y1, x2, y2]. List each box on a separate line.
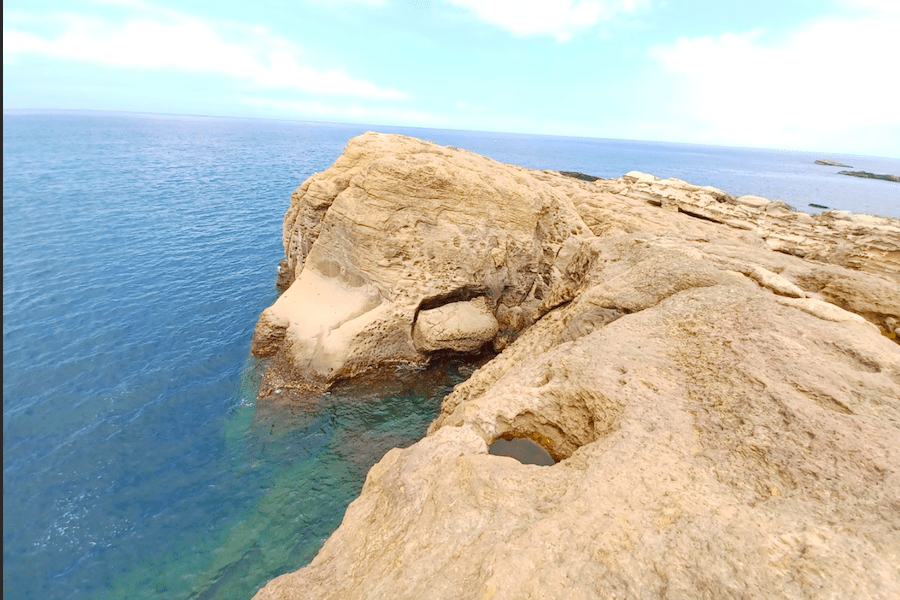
[838, 170, 900, 183]
[251, 133, 900, 600]
[815, 159, 852, 167]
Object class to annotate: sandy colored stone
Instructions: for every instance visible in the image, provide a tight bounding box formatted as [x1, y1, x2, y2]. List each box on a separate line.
[252, 138, 899, 394]
[252, 132, 590, 393]
[255, 254, 900, 600]
[251, 133, 900, 599]
[734, 194, 771, 209]
[413, 296, 499, 352]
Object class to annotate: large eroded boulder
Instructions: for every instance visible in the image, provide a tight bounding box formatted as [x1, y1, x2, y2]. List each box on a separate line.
[252, 132, 590, 394]
[412, 296, 499, 353]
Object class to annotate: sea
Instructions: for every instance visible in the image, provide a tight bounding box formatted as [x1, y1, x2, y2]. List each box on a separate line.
[3, 111, 899, 600]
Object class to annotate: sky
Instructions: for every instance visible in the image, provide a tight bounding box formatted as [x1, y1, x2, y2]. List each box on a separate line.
[3, 0, 899, 157]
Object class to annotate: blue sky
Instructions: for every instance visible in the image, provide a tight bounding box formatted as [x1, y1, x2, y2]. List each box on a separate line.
[4, 0, 898, 156]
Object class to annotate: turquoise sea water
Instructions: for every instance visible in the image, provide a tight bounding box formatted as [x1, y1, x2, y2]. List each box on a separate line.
[3, 111, 899, 600]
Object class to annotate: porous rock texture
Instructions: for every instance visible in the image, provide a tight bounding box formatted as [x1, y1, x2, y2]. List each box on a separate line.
[252, 133, 590, 394]
[252, 133, 900, 600]
[412, 296, 499, 353]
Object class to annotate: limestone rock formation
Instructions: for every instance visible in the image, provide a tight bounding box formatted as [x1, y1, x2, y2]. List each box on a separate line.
[412, 296, 499, 353]
[251, 132, 590, 394]
[251, 133, 900, 600]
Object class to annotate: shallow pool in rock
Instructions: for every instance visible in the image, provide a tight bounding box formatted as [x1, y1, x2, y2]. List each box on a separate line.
[488, 437, 556, 466]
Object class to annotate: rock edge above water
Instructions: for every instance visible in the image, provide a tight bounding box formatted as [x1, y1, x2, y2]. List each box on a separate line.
[251, 133, 900, 600]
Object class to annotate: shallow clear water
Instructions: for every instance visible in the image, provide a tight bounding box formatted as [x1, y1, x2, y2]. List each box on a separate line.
[3, 112, 898, 600]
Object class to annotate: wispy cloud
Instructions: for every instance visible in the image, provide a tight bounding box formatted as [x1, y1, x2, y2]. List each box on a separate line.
[648, 7, 900, 155]
[445, 0, 648, 42]
[2, 4, 407, 100]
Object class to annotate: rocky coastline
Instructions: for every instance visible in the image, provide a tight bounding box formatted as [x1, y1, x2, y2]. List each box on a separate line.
[251, 133, 900, 599]
[837, 170, 900, 183]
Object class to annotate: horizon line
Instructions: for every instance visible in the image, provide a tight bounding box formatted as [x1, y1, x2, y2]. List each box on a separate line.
[4, 107, 898, 161]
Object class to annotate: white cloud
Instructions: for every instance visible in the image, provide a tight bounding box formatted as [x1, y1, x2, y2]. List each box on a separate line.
[445, 0, 647, 42]
[838, 0, 900, 12]
[2, 5, 407, 100]
[648, 9, 900, 155]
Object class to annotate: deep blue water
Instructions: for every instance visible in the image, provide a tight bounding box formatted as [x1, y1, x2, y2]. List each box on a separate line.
[3, 112, 899, 600]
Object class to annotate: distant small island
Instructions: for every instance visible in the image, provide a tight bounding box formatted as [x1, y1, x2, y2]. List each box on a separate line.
[815, 159, 852, 167]
[837, 170, 900, 183]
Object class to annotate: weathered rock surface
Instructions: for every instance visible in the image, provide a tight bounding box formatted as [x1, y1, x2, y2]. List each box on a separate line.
[252, 133, 900, 600]
[815, 159, 852, 167]
[252, 134, 900, 393]
[412, 296, 499, 353]
[251, 132, 590, 394]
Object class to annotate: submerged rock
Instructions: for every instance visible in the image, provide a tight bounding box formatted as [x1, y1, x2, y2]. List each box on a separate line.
[251, 133, 900, 600]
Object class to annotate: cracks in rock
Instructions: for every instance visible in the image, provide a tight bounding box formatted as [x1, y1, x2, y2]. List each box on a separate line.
[410, 285, 494, 354]
[677, 207, 725, 224]
[424, 344, 498, 366]
[556, 305, 626, 344]
[275, 259, 294, 293]
[415, 285, 491, 314]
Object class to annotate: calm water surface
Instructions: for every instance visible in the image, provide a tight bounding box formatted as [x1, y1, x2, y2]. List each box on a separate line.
[3, 112, 898, 600]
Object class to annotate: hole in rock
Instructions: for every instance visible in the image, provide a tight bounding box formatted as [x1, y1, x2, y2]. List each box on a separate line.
[416, 285, 489, 313]
[488, 436, 556, 466]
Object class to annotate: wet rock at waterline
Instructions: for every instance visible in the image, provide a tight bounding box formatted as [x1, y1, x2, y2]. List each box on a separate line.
[252, 133, 900, 600]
